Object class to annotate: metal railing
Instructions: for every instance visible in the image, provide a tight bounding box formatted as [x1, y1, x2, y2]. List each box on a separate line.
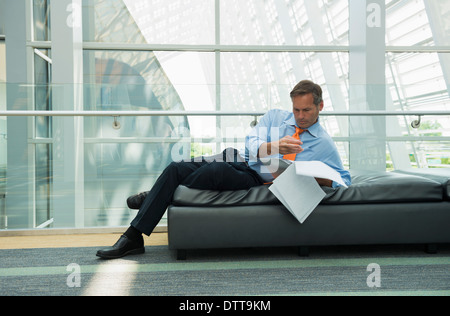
[1, 110, 449, 116]
[1, 110, 449, 130]
[1, 109, 449, 232]
[30, 41, 450, 53]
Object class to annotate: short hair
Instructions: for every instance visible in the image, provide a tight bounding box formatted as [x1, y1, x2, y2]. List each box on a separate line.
[290, 80, 323, 106]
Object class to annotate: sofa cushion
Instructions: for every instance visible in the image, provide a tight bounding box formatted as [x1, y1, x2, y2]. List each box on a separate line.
[173, 184, 279, 207]
[320, 170, 444, 205]
[392, 169, 450, 201]
[172, 170, 444, 207]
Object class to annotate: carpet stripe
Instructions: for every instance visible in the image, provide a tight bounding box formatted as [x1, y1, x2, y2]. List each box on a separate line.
[1, 256, 449, 277]
[270, 290, 450, 296]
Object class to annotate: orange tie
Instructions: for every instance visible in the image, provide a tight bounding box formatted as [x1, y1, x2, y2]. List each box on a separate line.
[283, 127, 304, 161]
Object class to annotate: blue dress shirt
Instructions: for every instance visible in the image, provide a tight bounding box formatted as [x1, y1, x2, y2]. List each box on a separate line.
[244, 109, 352, 188]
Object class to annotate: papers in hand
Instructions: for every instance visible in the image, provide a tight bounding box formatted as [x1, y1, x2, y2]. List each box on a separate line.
[268, 160, 347, 224]
[295, 161, 348, 188]
[259, 158, 293, 179]
[260, 158, 347, 188]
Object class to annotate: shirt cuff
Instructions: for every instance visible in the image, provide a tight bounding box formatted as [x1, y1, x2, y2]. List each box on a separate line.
[331, 181, 341, 189]
[248, 139, 266, 163]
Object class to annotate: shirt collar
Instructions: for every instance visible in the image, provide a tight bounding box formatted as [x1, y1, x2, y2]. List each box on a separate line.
[284, 114, 320, 138]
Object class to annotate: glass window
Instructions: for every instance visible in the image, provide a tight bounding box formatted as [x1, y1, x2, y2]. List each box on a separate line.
[33, 0, 51, 41]
[386, 0, 450, 47]
[0, 39, 5, 229]
[385, 0, 450, 170]
[4, 0, 450, 232]
[34, 49, 52, 138]
[33, 48, 53, 228]
[35, 144, 53, 227]
[0, 38, 5, 91]
[386, 52, 450, 134]
[82, 0, 144, 43]
[84, 141, 168, 227]
[220, 0, 349, 46]
[220, 51, 349, 140]
[83, 50, 192, 137]
[83, 49, 203, 227]
[83, 0, 215, 44]
[385, 51, 450, 169]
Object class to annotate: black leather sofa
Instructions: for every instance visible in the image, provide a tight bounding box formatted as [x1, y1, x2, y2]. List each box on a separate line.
[167, 169, 450, 259]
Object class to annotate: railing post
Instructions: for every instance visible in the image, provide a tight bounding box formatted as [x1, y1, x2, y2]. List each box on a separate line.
[51, 0, 85, 228]
[4, 0, 34, 229]
[349, 0, 387, 171]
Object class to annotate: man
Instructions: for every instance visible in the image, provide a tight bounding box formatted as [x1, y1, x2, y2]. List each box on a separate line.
[96, 80, 351, 259]
[245, 80, 351, 188]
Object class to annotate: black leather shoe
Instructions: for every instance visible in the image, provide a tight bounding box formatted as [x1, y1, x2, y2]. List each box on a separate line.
[96, 235, 145, 259]
[127, 191, 149, 209]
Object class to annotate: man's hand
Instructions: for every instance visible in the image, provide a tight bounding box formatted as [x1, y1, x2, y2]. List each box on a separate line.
[258, 136, 303, 158]
[315, 178, 333, 188]
[278, 136, 304, 155]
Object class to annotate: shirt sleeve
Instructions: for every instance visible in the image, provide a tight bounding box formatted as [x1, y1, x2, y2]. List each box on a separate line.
[317, 135, 352, 188]
[245, 110, 275, 163]
[326, 149, 352, 188]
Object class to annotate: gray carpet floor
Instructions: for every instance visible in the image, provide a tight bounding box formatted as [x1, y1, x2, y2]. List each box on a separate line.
[0, 244, 449, 296]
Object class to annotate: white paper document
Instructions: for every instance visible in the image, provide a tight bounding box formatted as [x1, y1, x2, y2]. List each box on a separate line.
[269, 164, 325, 224]
[295, 161, 348, 188]
[268, 160, 347, 224]
[259, 158, 293, 179]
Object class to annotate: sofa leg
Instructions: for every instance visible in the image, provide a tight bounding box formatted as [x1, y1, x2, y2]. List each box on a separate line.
[298, 246, 309, 257]
[177, 249, 187, 260]
[425, 244, 438, 254]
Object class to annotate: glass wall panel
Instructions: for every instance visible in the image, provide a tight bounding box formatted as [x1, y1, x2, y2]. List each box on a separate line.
[3, 0, 450, 232]
[35, 143, 53, 227]
[33, 0, 51, 41]
[84, 142, 152, 227]
[220, 52, 349, 142]
[386, 53, 448, 102]
[0, 128, 5, 228]
[83, 49, 190, 135]
[82, 0, 145, 43]
[392, 141, 450, 169]
[82, 48, 194, 227]
[220, 0, 349, 46]
[1, 38, 6, 228]
[386, 0, 450, 47]
[153, 51, 216, 140]
[0, 113, 4, 229]
[385, 0, 450, 170]
[0, 39, 5, 103]
[2, 85, 35, 230]
[83, 0, 215, 45]
[336, 142, 349, 169]
[386, 52, 450, 169]
[34, 49, 52, 138]
[0, 6, 4, 36]
[221, 52, 348, 109]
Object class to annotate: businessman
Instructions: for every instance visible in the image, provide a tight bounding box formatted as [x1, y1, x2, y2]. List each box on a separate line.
[96, 80, 351, 259]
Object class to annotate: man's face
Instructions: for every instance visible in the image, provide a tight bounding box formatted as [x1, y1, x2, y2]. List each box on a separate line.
[292, 93, 324, 129]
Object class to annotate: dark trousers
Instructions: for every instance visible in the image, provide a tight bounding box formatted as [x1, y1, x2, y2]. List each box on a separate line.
[131, 151, 263, 236]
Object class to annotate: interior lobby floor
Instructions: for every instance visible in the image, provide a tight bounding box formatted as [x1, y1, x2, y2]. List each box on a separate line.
[0, 233, 168, 250]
